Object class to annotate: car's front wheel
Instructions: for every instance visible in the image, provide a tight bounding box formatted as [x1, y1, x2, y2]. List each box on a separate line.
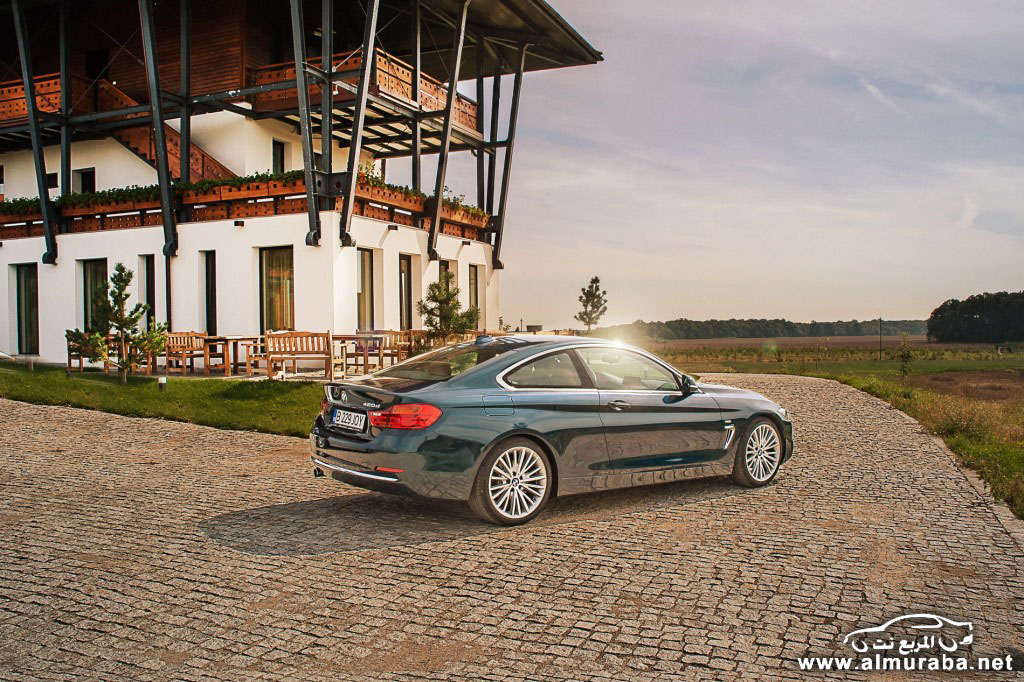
[732, 417, 783, 487]
[469, 438, 552, 525]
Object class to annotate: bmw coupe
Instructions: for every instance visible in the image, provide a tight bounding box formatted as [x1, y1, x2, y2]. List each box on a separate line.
[310, 335, 793, 525]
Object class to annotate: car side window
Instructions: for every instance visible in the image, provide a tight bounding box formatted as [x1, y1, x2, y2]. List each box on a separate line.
[576, 348, 679, 391]
[504, 351, 584, 389]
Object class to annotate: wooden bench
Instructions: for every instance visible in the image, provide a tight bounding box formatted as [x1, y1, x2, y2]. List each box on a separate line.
[163, 332, 206, 375]
[245, 331, 333, 379]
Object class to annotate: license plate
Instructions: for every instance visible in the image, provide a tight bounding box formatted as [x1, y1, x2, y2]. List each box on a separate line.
[332, 408, 366, 431]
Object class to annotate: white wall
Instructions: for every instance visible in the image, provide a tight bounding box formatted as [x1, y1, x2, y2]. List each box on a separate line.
[0, 209, 498, 364]
[0, 139, 157, 200]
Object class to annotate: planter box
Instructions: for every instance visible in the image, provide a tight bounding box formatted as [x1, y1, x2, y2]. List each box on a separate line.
[142, 211, 163, 226]
[134, 199, 162, 210]
[68, 217, 102, 233]
[221, 182, 268, 200]
[267, 178, 306, 197]
[440, 205, 488, 228]
[61, 205, 97, 217]
[356, 183, 424, 212]
[0, 212, 41, 224]
[91, 201, 135, 214]
[182, 187, 223, 204]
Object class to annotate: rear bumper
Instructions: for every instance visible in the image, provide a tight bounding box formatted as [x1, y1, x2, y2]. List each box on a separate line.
[308, 417, 476, 500]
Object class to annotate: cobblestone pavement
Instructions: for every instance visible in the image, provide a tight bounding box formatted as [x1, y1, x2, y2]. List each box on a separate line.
[2, 374, 1023, 681]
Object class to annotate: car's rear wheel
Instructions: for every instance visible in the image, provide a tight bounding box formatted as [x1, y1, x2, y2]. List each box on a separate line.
[469, 438, 552, 525]
[732, 417, 782, 487]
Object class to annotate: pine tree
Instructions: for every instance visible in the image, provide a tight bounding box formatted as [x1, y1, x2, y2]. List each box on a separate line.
[66, 263, 167, 383]
[416, 270, 480, 344]
[574, 276, 608, 333]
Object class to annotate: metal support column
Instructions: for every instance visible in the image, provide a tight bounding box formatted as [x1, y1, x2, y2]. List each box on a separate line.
[337, 0, 380, 247]
[485, 58, 501, 214]
[138, 0, 178, 256]
[12, 0, 58, 264]
[58, 0, 71, 234]
[290, 0, 321, 245]
[411, 0, 422, 192]
[179, 0, 191, 183]
[474, 35, 485, 208]
[319, 0, 333, 209]
[426, 0, 471, 260]
[491, 44, 527, 270]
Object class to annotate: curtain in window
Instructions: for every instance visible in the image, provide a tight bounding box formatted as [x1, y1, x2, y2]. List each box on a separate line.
[16, 263, 39, 355]
[260, 247, 294, 332]
[82, 259, 107, 333]
[357, 248, 373, 331]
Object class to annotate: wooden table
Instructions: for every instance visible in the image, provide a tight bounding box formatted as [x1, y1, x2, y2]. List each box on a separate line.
[204, 335, 258, 377]
[332, 334, 386, 376]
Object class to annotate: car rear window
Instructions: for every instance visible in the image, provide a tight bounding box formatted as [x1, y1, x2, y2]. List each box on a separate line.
[375, 342, 520, 382]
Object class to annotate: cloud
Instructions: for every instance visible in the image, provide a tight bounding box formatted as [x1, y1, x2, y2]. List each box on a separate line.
[857, 76, 910, 116]
[953, 194, 979, 230]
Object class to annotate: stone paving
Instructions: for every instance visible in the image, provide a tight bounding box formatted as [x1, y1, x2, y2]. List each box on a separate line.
[1, 374, 1022, 681]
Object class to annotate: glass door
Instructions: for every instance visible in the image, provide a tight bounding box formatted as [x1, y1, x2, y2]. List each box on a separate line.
[15, 263, 39, 355]
[356, 248, 374, 331]
[398, 254, 412, 331]
[259, 247, 294, 332]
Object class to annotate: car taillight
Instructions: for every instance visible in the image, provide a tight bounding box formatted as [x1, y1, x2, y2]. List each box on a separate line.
[368, 403, 442, 430]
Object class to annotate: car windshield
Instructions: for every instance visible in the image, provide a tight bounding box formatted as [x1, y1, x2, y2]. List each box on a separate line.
[374, 342, 522, 382]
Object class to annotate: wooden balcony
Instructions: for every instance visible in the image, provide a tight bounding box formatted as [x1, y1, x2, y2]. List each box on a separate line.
[0, 73, 97, 123]
[0, 177, 489, 243]
[249, 48, 478, 132]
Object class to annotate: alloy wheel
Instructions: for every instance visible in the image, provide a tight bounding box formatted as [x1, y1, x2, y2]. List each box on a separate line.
[488, 446, 548, 519]
[744, 423, 781, 483]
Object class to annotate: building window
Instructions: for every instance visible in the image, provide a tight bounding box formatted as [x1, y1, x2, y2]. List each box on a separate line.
[202, 251, 217, 335]
[438, 259, 455, 289]
[468, 264, 483, 329]
[82, 258, 108, 333]
[0, 164, 5, 195]
[15, 263, 39, 355]
[259, 247, 294, 333]
[272, 140, 287, 174]
[46, 172, 58, 190]
[73, 168, 96, 194]
[398, 254, 413, 331]
[356, 248, 374, 331]
[142, 254, 156, 330]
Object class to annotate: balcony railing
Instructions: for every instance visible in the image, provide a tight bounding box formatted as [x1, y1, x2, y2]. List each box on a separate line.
[0, 73, 98, 123]
[249, 48, 478, 131]
[0, 177, 489, 243]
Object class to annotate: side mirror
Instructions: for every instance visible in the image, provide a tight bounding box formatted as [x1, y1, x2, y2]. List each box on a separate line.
[681, 375, 700, 394]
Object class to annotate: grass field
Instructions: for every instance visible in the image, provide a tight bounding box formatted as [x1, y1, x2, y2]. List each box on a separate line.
[2, 336, 1022, 519]
[0, 364, 322, 438]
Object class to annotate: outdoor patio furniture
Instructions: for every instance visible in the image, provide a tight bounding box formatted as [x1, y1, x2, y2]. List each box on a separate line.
[163, 332, 206, 375]
[245, 331, 333, 379]
[334, 334, 385, 376]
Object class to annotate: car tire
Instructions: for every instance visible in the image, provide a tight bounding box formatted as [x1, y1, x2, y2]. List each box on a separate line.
[732, 417, 783, 488]
[469, 437, 553, 525]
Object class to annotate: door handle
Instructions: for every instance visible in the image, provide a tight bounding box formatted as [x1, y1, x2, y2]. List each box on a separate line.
[607, 399, 631, 411]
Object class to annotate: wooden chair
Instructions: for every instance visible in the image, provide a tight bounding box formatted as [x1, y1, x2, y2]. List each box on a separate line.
[66, 335, 85, 373]
[378, 330, 412, 367]
[163, 332, 206, 375]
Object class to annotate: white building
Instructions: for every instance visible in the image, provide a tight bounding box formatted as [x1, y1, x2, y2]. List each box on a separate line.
[0, 0, 600, 365]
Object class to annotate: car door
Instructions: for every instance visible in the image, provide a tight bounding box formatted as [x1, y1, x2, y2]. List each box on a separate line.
[499, 349, 607, 480]
[573, 347, 724, 472]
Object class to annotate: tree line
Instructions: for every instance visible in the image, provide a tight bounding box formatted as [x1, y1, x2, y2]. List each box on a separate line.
[594, 318, 927, 340]
[927, 291, 1024, 343]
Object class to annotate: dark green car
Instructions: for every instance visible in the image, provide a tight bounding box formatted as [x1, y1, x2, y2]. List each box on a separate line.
[310, 335, 794, 525]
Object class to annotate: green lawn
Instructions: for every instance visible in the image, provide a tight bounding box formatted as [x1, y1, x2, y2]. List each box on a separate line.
[0, 364, 321, 437]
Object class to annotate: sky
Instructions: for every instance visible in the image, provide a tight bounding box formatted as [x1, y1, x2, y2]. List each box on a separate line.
[402, 1, 1024, 328]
